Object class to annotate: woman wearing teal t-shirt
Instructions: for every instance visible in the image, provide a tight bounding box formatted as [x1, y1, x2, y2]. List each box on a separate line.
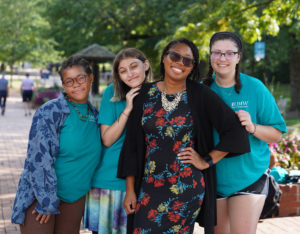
[204, 32, 287, 234]
[12, 56, 101, 234]
[84, 48, 153, 233]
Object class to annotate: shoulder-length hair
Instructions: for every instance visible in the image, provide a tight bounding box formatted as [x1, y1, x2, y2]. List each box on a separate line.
[111, 48, 153, 101]
[160, 38, 201, 82]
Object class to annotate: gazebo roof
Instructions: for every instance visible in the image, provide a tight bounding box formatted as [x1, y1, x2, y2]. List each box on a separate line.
[73, 43, 115, 63]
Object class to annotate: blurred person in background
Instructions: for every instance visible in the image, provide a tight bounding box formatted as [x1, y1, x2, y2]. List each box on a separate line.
[0, 71, 9, 115]
[20, 73, 34, 116]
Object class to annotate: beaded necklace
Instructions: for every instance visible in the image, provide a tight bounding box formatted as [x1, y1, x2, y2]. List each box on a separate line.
[67, 97, 89, 121]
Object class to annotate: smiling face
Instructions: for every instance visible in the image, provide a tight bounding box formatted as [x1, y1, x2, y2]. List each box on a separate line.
[163, 43, 194, 83]
[210, 39, 240, 78]
[118, 57, 149, 88]
[62, 65, 93, 104]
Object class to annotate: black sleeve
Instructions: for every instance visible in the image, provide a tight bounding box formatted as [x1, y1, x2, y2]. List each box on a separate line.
[204, 86, 250, 156]
[117, 84, 146, 178]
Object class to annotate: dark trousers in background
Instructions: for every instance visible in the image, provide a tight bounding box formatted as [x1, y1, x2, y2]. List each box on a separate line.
[0, 90, 7, 115]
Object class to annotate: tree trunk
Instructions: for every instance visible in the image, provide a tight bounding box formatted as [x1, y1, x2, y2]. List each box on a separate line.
[91, 61, 99, 95]
[289, 49, 300, 114]
[9, 63, 14, 88]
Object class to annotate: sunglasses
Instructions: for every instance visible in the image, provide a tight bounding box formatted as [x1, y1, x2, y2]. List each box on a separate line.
[166, 51, 194, 67]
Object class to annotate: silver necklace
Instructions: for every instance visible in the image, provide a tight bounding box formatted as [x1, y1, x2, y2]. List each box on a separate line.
[161, 89, 185, 112]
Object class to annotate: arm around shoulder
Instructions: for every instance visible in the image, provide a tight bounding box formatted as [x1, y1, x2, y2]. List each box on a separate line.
[204, 87, 250, 156]
[117, 84, 148, 178]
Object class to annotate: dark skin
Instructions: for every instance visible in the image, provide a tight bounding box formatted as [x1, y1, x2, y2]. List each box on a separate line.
[123, 43, 228, 215]
[32, 65, 93, 224]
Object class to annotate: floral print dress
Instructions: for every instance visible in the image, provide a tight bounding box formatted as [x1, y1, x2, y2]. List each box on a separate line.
[133, 84, 205, 234]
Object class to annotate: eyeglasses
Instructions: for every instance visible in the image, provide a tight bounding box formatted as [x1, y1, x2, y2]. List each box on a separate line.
[63, 75, 89, 87]
[167, 51, 194, 67]
[210, 51, 239, 60]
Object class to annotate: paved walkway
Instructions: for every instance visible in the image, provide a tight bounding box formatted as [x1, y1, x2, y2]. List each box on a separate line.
[0, 91, 299, 234]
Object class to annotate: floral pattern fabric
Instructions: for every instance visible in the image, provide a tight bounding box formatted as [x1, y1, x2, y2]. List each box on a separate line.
[11, 93, 99, 225]
[133, 84, 205, 234]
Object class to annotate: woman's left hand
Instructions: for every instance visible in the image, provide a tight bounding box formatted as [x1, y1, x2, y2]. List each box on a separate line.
[32, 209, 52, 224]
[177, 147, 209, 170]
[235, 110, 255, 134]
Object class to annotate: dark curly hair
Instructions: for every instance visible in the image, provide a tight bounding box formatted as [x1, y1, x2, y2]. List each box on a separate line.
[204, 31, 243, 93]
[59, 56, 93, 82]
[160, 38, 201, 82]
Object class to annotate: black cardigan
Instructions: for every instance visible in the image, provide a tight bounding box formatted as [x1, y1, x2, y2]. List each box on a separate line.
[118, 80, 250, 234]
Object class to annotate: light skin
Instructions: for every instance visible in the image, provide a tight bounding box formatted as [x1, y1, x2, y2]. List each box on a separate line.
[123, 43, 228, 215]
[211, 39, 282, 234]
[101, 57, 149, 147]
[215, 195, 266, 234]
[211, 39, 282, 143]
[32, 65, 93, 224]
[102, 57, 149, 214]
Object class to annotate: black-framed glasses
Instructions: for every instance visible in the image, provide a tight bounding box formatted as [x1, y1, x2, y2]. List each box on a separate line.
[167, 51, 195, 67]
[63, 75, 89, 87]
[210, 51, 239, 60]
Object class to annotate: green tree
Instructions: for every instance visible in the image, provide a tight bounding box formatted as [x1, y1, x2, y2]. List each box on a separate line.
[171, 0, 300, 114]
[0, 0, 61, 85]
[45, 0, 197, 75]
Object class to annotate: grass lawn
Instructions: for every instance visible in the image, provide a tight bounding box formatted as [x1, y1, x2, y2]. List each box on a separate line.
[285, 118, 300, 128]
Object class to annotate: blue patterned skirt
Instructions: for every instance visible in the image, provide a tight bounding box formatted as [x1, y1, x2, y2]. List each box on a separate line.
[83, 188, 127, 233]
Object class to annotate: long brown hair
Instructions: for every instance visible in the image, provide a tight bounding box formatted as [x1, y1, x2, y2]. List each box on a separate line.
[111, 48, 153, 101]
[203, 31, 243, 93]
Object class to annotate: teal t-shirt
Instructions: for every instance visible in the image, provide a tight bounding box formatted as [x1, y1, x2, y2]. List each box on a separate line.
[91, 84, 126, 191]
[55, 101, 101, 202]
[211, 73, 287, 197]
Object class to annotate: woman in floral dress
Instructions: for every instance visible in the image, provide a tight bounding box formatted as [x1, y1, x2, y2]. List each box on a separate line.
[118, 38, 250, 234]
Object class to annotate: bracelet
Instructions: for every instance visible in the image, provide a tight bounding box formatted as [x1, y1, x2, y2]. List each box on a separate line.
[204, 154, 214, 168]
[121, 112, 129, 118]
[250, 123, 257, 134]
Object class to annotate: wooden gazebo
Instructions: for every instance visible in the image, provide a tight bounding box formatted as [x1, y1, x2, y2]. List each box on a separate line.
[73, 43, 115, 94]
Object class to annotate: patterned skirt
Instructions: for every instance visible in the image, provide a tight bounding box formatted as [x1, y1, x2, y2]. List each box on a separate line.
[83, 188, 127, 234]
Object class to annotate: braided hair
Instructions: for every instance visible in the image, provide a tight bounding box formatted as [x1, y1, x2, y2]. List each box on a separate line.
[160, 38, 201, 82]
[204, 32, 243, 93]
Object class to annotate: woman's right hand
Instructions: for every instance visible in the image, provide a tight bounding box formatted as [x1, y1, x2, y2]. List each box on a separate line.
[124, 86, 141, 115]
[123, 190, 137, 214]
[32, 209, 52, 224]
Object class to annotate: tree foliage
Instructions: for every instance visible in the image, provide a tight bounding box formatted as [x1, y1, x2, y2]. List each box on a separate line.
[0, 0, 299, 110]
[0, 0, 61, 69]
[45, 0, 197, 73]
[170, 0, 300, 112]
[166, 0, 299, 59]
